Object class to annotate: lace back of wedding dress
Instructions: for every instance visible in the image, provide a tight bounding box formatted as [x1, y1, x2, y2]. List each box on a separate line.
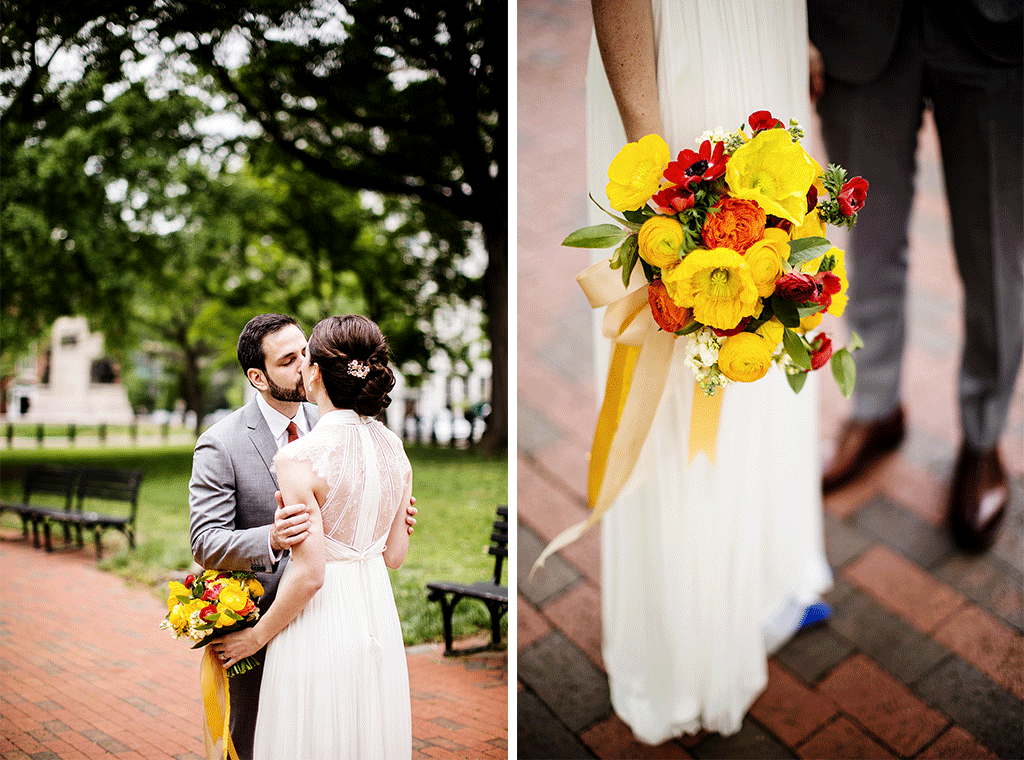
[277, 413, 411, 551]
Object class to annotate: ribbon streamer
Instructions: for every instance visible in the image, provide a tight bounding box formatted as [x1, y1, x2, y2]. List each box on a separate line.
[201, 647, 239, 760]
[530, 258, 725, 579]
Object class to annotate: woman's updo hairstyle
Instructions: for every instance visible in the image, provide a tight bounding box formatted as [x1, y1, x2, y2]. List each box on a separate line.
[308, 315, 395, 418]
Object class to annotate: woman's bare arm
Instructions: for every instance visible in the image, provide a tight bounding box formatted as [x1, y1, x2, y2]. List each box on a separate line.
[213, 455, 325, 667]
[591, 0, 663, 141]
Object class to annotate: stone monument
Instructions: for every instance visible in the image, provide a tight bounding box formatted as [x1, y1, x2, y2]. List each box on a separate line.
[13, 316, 134, 424]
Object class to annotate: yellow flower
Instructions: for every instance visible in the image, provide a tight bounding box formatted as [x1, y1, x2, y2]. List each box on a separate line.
[802, 245, 849, 316]
[245, 578, 265, 597]
[168, 604, 189, 632]
[638, 216, 685, 268]
[218, 585, 249, 613]
[755, 317, 785, 352]
[167, 581, 190, 611]
[744, 227, 790, 298]
[725, 129, 816, 226]
[718, 332, 773, 383]
[800, 311, 824, 333]
[805, 149, 827, 204]
[663, 247, 759, 331]
[792, 208, 826, 240]
[606, 134, 671, 212]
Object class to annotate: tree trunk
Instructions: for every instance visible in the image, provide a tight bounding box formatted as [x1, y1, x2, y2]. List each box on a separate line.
[180, 344, 205, 438]
[477, 208, 508, 455]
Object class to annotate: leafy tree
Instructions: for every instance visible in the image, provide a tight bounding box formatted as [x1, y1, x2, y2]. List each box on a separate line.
[2, 0, 506, 450]
[159, 0, 508, 451]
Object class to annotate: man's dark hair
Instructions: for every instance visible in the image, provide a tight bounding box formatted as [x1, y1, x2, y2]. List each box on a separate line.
[237, 313, 300, 377]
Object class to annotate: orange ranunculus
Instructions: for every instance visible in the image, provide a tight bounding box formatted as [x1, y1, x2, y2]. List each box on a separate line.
[648, 279, 690, 332]
[702, 197, 766, 252]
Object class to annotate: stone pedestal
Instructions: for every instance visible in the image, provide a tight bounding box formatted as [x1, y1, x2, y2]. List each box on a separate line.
[20, 317, 135, 424]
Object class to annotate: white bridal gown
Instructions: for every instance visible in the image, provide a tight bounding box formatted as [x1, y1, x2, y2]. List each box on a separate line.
[253, 410, 413, 759]
[586, 0, 833, 742]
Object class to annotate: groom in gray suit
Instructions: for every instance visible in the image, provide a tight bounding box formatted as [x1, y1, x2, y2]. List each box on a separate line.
[189, 313, 416, 758]
[809, 0, 1022, 551]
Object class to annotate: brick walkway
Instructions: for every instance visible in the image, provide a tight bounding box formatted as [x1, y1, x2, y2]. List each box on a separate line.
[0, 538, 507, 759]
[516, 1, 1024, 759]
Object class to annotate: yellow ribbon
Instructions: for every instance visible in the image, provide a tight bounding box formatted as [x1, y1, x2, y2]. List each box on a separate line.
[201, 647, 239, 760]
[530, 258, 724, 578]
[688, 385, 724, 462]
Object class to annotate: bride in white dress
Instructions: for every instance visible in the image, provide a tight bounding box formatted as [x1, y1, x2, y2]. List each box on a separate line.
[215, 315, 413, 759]
[587, 0, 833, 742]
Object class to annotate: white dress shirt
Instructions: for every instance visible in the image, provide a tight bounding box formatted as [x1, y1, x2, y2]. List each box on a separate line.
[256, 392, 310, 450]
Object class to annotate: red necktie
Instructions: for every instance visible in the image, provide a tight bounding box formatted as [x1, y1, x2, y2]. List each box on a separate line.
[286, 421, 299, 443]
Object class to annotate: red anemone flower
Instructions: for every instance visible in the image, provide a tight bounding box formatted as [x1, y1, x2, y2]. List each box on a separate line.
[651, 184, 695, 213]
[749, 110, 783, 133]
[809, 334, 834, 370]
[837, 176, 869, 216]
[663, 140, 728, 189]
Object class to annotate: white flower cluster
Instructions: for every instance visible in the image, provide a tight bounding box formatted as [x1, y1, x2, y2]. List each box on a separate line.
[698, 127, 730, 145]
[684, 328, 732, 396]
[775, 348, 803, 375]
[188, 610, 208, 642]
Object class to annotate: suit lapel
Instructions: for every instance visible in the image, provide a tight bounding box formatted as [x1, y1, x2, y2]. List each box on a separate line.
[245, 397, 280, 488]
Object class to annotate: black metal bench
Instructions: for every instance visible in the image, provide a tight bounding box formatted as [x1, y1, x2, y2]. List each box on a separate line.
[0, 465, 79, 548]
[427, 504, 508, 656]
[37, 468, 145, 559]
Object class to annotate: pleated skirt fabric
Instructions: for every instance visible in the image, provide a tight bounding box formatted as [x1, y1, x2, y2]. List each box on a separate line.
[253, 543, 411, 760]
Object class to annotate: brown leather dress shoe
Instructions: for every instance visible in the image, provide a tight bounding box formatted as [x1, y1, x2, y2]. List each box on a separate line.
[822, 407, 906, 493]
[948, 444, 1009, 553]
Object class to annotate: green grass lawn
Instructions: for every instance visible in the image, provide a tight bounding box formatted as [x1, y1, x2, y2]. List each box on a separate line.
[0, 443, 508, 647]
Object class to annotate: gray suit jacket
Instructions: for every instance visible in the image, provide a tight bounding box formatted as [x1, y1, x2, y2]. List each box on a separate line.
[189, 396, 318, 612]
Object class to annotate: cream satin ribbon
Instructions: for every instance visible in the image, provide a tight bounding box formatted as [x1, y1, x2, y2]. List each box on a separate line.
[530, 259, 724, 577]
[201, 647, 239, 760]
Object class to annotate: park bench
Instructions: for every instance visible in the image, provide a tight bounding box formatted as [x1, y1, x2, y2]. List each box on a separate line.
[38, 468, 145, 559]
[427, 504, 508, 656]
[0, 465, 79, 548]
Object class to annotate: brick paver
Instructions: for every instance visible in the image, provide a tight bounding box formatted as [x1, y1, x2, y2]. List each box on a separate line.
[818, 654, 946, 757]
[516, 0, 1024, 758]
[0, 538, 507, 759]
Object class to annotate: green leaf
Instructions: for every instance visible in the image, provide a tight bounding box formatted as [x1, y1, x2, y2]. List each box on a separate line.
[620, 236, 640, 288]
[639, 258, 656, 283]
[622, 207, 654, 225]
[831, 348, 856, 398]
[589, 194, 641, 229]
[562, 224, 629, 249]
[676, 320, 703, 336]
[786, 370, 808, 394]
[783, 327, 812, 370]
[847, 331, 864, 352]
[771, 294, 801, 328]
[796, 302, 826, 318]
[787, 236, 832, 269]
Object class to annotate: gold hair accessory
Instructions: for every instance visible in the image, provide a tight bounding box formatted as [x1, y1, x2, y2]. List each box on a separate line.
[347, 359, 369, 378]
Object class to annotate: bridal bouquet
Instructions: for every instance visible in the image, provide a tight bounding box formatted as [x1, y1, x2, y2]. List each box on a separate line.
[160, 569, 263, 677]
[531, 112, 869, 576]
[565, 110, 866, 397]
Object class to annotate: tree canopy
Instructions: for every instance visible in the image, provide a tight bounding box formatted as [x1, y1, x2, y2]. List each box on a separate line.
[1, 0, 506, 450]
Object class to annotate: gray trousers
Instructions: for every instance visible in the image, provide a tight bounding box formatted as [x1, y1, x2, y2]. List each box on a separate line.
[816, 7, 1023, 450]
[227, 650, 265, 760]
